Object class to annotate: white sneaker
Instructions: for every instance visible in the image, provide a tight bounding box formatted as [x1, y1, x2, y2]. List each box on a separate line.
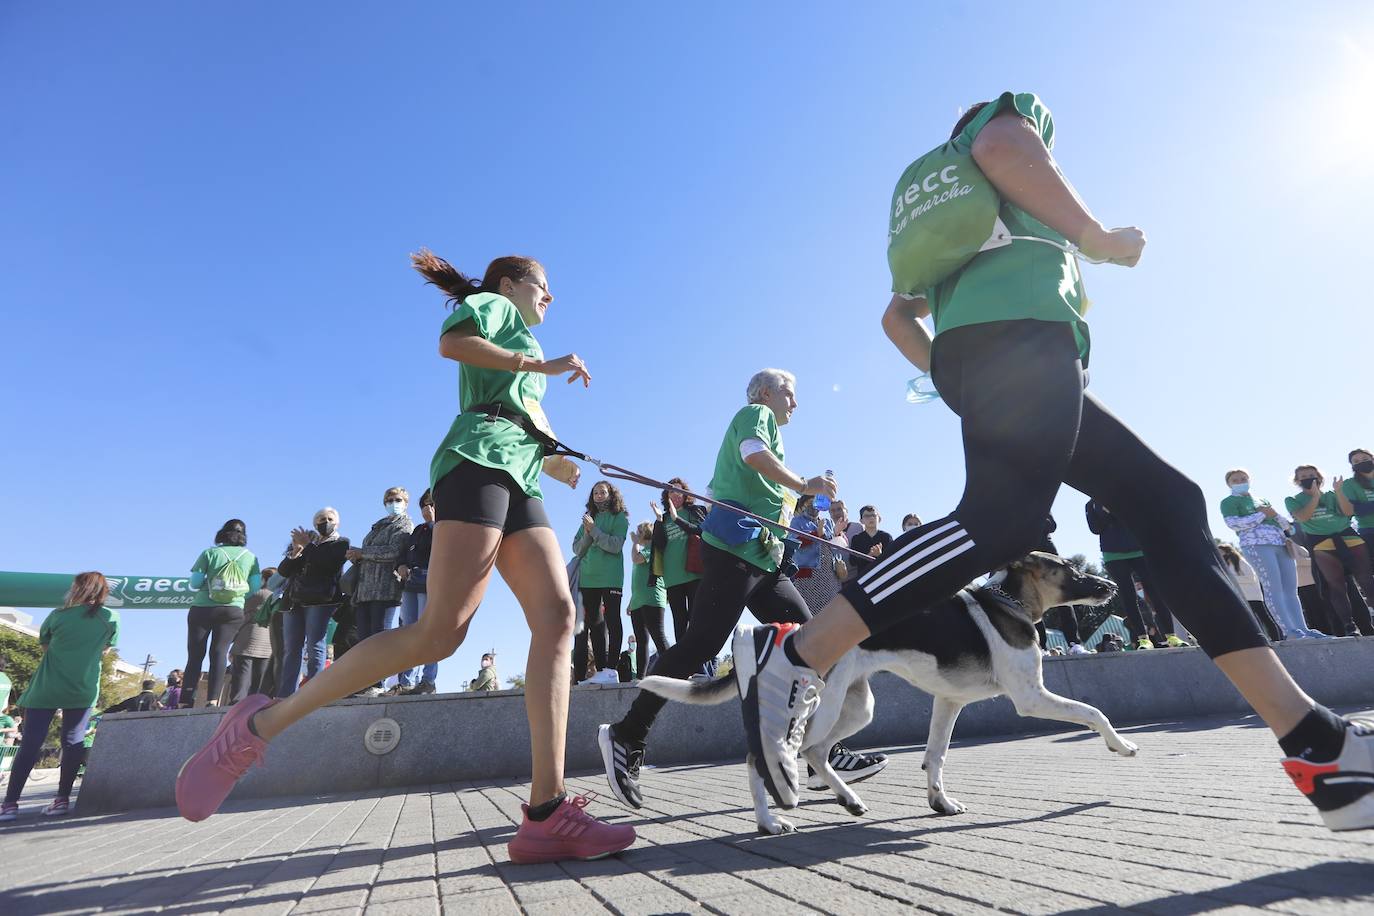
[1283, 715, 1374, 831]
[731, 623, 823, 810]
[1067, 643, 1092, 656]
[594, 669, 621, 685]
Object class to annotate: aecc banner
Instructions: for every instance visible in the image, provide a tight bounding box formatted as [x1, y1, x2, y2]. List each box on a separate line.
[0, 571, 198, 610]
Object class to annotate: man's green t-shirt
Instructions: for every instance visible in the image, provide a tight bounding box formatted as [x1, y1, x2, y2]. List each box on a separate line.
[190, 546, 261, 609]
[661, 513, 701, 589]
[925, 91, 1091, 365]
[628, 545, 668, 609]
[19, 605, 120, 709]
[701, 404, 792, 573]
[576, 511, 628, 589]
[1340, 477, 1374, 533]
[429, 292, 551, 500]
[1285, 491, 1353, 538]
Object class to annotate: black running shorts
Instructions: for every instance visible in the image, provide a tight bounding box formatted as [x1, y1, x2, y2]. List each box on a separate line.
[433, 460, 551, 534]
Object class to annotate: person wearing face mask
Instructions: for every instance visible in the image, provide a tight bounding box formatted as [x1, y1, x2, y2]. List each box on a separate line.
[177, 250, 633, 863]
[396, 489, 438, 695]
[901, 514, 923, 532]
[627, 522, 670, 680]
[470, 653, 500, 691]
[649, 476, 708, 646]
[1342, 449, 1374, 558]
[572, 481, 630, 686]
[276, 509, 350, 698]
[1220, 470, 1321, 640]
[346, 487, 416, 696]
[1285, 465, 1372, 637]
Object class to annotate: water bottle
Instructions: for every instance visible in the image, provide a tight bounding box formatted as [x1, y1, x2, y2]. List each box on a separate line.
[814, 469, 834, 511]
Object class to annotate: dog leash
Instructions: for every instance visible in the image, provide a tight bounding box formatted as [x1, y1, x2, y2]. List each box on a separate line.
[470, 404, 873, 563]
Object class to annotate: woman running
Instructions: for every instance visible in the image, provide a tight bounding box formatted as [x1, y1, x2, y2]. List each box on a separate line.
[735, 91, 1374, 833]
[175, 249, 635, 863]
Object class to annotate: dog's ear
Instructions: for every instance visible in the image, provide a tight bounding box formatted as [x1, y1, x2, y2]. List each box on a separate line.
[1026, 550, 1060, 565]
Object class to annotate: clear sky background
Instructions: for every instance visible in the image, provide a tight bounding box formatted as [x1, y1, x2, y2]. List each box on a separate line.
[2, 2, 1370, 692]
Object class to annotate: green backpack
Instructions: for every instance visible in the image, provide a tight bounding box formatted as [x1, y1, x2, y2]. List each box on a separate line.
[887, 142, 1007, 297]
[207, 548, 252, 605]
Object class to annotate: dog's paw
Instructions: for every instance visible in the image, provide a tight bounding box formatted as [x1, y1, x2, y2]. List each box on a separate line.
[1109, 737, 1139, 757]
[757, 815, 796, 835]
[842, 798, 868, 817]
[928, 792, 967, 815]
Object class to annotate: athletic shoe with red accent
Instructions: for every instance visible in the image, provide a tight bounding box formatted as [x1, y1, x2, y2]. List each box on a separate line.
[731, 622, 823, 810]
[42, 797, 71, 817]
[507, 792, 636, 864]
[175, 693, 274, 822]
[1282, 715, 1374, 831]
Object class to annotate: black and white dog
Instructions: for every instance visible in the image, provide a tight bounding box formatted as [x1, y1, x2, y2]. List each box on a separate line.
[638, 552, 1139, 835]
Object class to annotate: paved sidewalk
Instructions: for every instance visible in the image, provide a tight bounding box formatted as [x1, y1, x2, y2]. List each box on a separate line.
[2, 713, 1372, 915]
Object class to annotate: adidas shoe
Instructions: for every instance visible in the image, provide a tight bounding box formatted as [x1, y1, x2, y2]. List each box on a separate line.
[507, 793, 635, 864]
[1163, 634, 1190, 648]
[1067, 643, 1092, 656]
[1282, 715, 1374, 831]
[731, 623, 823, 810]
[598, 724, 644, 809]
[807, 743, 889, 791]
[1135, 637, 1154, 650]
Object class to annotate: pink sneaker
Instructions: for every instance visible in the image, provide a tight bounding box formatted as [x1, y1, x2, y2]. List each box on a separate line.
[507, 792, 635, 864]
[42, 797, 70, 817]
[175, 694, 274, 822]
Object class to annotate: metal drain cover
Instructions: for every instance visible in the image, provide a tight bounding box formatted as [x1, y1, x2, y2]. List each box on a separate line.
[364, 717, 401, 755]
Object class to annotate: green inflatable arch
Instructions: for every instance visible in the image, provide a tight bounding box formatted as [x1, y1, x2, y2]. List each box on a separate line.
[0, 571, 198, 610]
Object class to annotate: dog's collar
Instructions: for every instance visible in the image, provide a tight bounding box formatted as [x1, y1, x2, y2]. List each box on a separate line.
[982, 584, 1026, 611]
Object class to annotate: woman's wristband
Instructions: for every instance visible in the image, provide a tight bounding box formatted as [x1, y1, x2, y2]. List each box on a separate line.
[511, 352, 526, 372]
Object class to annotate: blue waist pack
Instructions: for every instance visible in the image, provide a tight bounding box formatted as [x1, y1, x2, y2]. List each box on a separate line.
[702, 501, 763, 546]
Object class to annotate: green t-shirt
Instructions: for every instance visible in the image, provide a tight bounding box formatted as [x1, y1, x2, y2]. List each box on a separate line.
[701, 404, 791, 573]
[190, 546, 260, 609]
[926, 91, 1091, 365]
[1285, 491, 1353, 538]
[575, 511, 628, 589]
[1219, 494, 1286, 533]
[19, 605, 120, 710]
[429, 292, 551, 500]
[0, 671, 11, 711]
[1101, 549, 1144, 563]
[661, 512, 701, 589]
[1340, 477, 1374, 533]
[628, 545, 668, 609]
[0, 713, 15, 736]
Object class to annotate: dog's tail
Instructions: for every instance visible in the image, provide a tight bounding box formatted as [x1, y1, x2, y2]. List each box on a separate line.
[637, 673, 738, 706]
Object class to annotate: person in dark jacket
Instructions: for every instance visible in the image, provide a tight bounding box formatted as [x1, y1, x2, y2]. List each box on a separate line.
[104, 680, 163, 714]
[648, 477, 709, 645]
[1086, 498, 1187, 648]
[276, 508, 350, 698]
[396, 488, 438, 694]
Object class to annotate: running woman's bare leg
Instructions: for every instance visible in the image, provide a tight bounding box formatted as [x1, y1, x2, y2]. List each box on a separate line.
[253, 520, 501, 740]
[496, 525, 577, 805]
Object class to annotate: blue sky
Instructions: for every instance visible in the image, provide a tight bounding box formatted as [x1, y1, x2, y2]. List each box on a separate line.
[2, 2, 1370, 692]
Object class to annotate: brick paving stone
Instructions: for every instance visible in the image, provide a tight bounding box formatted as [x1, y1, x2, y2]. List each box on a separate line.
[1, 712, 1372, 915]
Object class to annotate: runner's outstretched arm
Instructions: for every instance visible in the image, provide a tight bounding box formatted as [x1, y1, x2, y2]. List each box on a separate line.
[972, 113, 1144, 266]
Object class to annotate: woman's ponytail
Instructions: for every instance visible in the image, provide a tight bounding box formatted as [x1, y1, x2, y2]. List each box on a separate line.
[411, 248, 545, 309]
[411, 248, 482, 306]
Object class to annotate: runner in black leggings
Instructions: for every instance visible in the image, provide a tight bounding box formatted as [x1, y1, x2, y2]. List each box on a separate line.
[736, 90, 1374, 833]
[599, 369, 887, 807]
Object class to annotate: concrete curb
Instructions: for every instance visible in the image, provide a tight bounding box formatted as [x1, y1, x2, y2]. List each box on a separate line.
[77, 637, 1374, 814]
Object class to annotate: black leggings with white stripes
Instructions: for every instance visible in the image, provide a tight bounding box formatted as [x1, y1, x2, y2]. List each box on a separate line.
[839, 319, 1267, 660]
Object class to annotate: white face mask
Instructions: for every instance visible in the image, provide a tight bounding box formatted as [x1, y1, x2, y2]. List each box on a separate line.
[386, 502, 405, 516]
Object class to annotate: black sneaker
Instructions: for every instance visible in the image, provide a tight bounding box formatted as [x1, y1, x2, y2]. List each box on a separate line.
[598, 724, 644, 809]
[403, 681, 436, 696]
[807, 743, 889, 790]
[1283, 715, 1374, 831]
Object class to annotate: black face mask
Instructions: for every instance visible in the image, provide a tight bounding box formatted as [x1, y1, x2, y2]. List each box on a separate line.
[1355, 461, 1374, 475]
[316, 522, 335, 536]
[1300, 478, 1320, 490]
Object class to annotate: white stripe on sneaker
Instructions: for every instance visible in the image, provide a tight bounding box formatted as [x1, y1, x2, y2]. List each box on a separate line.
[858, 520, 963, 587]
[868, 538, 977, 604]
